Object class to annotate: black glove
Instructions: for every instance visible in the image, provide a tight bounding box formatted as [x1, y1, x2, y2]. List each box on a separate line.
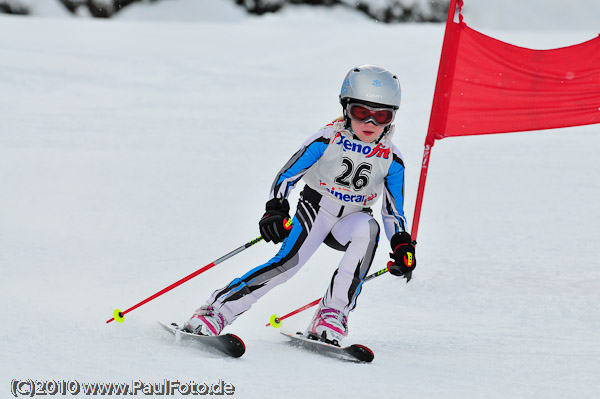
[389, 231, 416, 281]
[259, 198, 292, 244]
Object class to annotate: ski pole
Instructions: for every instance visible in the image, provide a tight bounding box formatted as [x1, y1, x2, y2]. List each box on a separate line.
[266, 263, 392, 328]
[107, 236, 265, 324]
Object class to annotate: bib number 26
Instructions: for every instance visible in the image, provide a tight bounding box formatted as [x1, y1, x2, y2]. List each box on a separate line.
[334, 157, 372, 191]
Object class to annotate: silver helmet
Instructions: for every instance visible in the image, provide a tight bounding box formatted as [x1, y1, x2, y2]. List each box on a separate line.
[339, 65, 401, 109]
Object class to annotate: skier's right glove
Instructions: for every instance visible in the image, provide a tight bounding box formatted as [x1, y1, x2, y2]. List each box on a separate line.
[389, 231, 416, 282]
[259, 198, 293, 244]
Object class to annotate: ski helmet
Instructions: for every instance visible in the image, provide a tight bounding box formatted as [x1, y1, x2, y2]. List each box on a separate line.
[339, 65, 401, 110]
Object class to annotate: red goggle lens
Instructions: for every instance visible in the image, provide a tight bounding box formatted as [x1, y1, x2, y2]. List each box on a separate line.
[348, 104, 394, 125]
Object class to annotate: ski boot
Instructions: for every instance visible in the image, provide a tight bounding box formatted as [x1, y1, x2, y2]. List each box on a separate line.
[183, 305, 227, 336]
[306, 305, 348, 346]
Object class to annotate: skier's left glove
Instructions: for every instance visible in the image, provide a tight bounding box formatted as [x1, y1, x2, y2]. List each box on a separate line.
[389, 231, 416, 282]
[259, 198, 293, 244]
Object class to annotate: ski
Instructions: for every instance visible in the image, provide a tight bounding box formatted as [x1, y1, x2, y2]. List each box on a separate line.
[159, 322, 245, 358]
[280, 331, 374, 363]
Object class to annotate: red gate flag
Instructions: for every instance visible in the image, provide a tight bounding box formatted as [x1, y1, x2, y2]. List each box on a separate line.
[411, 0, 600, 241]
[439, 23, 600, 139]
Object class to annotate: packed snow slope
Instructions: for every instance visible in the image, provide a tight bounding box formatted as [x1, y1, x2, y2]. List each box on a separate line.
[1, 10, 599, 399]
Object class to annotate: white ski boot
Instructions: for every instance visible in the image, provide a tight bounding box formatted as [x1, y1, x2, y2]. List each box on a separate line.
[306, 305, 348, 346]
[183, 305, 227, 336]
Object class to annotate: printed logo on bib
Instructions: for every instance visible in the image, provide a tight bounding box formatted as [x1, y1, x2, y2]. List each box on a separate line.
[334, 133, 390, 159]
[319, 180, 378, 206]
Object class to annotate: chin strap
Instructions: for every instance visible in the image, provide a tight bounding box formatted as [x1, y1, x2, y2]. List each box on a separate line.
[372, 125, 395, 144]
[385, 124, 395, 140]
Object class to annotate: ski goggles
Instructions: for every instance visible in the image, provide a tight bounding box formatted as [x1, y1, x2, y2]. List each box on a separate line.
[347, 103, 396, 126]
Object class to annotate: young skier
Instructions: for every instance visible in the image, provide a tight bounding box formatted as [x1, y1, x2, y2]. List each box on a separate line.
[184, 65, 416, 345]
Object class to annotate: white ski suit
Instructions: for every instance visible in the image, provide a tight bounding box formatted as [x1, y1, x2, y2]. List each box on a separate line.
[207, 120, 407, 323]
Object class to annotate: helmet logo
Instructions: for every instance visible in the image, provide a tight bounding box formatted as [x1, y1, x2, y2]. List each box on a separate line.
[372, 80, 382, 87]
[341, 79, 350, 95]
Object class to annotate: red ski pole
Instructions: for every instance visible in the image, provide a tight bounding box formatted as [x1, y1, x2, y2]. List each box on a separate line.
[266, 263, 392, 328]
[107, 235, 265, 324]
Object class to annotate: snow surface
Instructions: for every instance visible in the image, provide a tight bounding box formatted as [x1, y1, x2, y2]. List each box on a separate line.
[1, 6, 599, 399]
